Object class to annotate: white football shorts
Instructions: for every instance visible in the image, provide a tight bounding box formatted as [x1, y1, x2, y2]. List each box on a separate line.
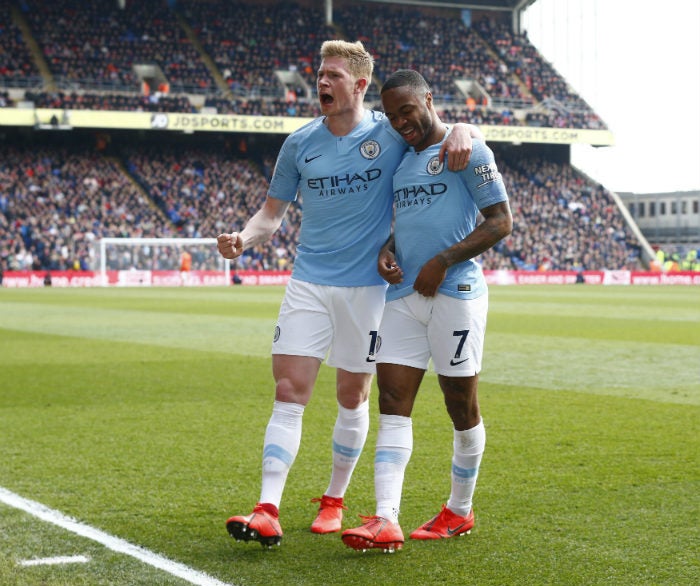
[272, 278, 386, 373]
[376, 291, 488, 377]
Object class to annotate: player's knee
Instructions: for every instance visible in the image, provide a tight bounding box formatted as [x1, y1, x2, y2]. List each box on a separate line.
[336, 374, 371, 408]
[377, 385, 411, 416]
[274, 377, 294, 400]
[444, 396, 480, 429]
[337, 389, 370, 409]
[275, 377, 308, 404]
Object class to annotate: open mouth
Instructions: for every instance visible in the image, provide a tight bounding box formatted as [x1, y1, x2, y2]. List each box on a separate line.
[320, 93, 334, 105]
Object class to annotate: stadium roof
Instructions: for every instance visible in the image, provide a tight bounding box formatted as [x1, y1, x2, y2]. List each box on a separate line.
[358, 0, 537, 12]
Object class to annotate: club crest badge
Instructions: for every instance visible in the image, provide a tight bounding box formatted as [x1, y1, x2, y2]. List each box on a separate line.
[360, 140, 380, 159]
[427, 156, 444, 175]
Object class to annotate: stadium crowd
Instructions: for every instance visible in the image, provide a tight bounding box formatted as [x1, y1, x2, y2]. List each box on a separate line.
[475, 18, 605, 129]
[24, 90, 195, 113]
[3, 0, 693, 278]
[487, 154, 641, 271]
[334, 5, 529, 105]
[1, 0, 607, 130]
[0, 14, 40, 86]
[121, 141, 299, 271]
[20, 0, 215, 93]
[0, 141, 170, 272]
[179, 0, 335, 97]
[1, 135, 649, 275]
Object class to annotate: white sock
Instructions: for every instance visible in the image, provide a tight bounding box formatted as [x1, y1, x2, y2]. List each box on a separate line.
[374, 414, 413, 524]
[324, 400, 370, 498]
[259, 401, 305, 508]
[447, 419, 485, 517]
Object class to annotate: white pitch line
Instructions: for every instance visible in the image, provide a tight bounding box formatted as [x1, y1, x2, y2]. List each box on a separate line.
[19, 555, 91, 566]
[0, 487, 234, 586]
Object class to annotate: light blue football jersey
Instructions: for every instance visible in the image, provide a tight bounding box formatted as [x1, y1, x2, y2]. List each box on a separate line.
[387, 137, 508, 301]
[269, 110, 405, 286]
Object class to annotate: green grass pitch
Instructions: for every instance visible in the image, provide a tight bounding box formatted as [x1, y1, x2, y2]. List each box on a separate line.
[0, 285, 698, 585]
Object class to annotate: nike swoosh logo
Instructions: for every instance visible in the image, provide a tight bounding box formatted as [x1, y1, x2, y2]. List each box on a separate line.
[366, 357, 376, 363]
[446, 523, 467, 535]
[449, 357, 469, 366]
[305, 154, 322, 163]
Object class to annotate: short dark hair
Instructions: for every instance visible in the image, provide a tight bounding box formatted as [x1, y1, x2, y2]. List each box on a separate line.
[381, 69, 431, 95]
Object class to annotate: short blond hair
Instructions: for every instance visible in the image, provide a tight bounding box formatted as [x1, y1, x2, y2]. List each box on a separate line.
[320, 40, 374, 81]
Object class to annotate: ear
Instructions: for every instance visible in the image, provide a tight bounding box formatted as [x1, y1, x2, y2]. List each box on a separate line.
[355, 77, 369, 94]
[425, 91, 433, 108]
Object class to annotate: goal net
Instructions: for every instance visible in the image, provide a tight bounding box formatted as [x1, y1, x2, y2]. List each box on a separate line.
[97, 237, 230, 287]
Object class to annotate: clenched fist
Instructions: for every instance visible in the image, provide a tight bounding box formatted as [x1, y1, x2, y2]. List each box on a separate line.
[217, 232, 244, 259]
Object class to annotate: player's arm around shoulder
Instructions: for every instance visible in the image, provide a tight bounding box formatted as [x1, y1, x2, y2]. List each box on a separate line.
[439, 123, 483, 171]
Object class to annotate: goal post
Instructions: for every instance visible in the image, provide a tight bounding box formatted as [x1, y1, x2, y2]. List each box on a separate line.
[98, 237, 230, 287]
